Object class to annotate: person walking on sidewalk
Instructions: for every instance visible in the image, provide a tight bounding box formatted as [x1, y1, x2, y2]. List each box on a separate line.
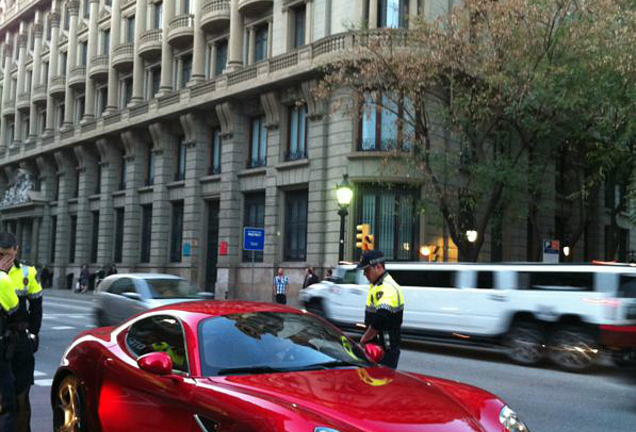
[273, 268, 289, 305]
[0, 233, 42, 432]
[79, 265, 90, 294]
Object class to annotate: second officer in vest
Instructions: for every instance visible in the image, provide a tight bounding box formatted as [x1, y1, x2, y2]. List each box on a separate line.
[0, 268, 19, 432]
[0, 233, 42, 432]
[358, 250, 405, 369]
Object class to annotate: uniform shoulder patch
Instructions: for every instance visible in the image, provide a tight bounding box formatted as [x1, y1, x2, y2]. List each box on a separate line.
[375, 291, 384, 301]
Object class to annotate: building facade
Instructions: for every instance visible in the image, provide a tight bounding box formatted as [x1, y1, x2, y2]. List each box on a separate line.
[0, 0, 632, 301]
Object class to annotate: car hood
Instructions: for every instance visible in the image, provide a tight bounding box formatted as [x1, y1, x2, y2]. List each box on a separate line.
[206, 368, 494, 431]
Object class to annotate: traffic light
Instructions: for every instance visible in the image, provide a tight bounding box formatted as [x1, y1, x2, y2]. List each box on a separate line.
[356, 224, 374, 251]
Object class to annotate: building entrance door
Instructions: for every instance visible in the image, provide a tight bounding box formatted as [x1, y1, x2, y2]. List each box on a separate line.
[205, 201, 219, 294]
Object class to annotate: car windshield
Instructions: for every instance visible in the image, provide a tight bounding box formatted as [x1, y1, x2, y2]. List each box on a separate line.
[146, 279, 198, 299]
[198, 312, 371, 376]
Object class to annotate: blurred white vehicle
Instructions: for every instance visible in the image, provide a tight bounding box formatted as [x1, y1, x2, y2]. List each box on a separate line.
[300, 262, 636, 372]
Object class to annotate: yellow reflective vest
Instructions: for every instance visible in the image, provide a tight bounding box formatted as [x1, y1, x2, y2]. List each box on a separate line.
[0, 271, 19, 315]
[364, 272, 404, 350]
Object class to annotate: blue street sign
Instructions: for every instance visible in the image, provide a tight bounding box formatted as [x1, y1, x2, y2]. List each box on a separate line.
[243, 227, 265, 251]
[183, 243, 191, 257]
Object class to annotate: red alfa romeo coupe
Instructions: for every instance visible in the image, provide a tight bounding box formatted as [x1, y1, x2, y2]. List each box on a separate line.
[52, 301, 530, 432]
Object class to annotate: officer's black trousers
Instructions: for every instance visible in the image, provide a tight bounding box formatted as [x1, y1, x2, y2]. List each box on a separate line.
[14, 388, 30, 432]
[0, 363, 16, 432]
[12, 332, 35, 432]
[380, 347, 401, 369]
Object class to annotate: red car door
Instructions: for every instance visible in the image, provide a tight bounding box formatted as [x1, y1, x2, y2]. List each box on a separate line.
[98, 314, 198, 432]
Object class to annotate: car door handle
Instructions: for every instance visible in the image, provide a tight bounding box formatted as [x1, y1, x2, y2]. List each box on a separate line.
[489, 293, 507, 302]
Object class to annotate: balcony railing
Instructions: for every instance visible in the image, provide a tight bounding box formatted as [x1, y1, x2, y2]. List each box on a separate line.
[68, 65, 87, 88]
[112, 43, 134, 70]
[89, 54, 109, 81]
[139, 29, 163, 60]
[201, 0, 231, 33]
[168, 14, 195, 48]
[169, 14, 195, 32]
[32, 83, 48, 104]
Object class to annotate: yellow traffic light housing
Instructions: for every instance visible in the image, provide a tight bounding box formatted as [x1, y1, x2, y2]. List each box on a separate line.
[356, 224, 374, 251]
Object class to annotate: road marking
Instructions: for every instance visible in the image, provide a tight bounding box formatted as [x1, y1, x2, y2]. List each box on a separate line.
[51, 326, 75, 330]
[34, 370, 46, 377]
[34, 379, 53, 387]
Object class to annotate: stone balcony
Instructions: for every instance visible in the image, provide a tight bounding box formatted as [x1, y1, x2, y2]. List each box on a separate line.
[89, 54, 109, 82]
[238, 0, 273, 17]
[168, 14, 195, 49]
[16, 92, 31, 111]
[49, 75, 67, 97]
[112, 43, 134, 72]
[68, 66, 87, 89]
[139, 29, 163, 61]
[201, 0, 231, 34]
[32, 84, 48, 105]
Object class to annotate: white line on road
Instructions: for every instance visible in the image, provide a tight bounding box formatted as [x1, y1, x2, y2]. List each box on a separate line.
[34, 379, 53, 387]
[34, 370, 46, 377]
[50, 326, 75, 330]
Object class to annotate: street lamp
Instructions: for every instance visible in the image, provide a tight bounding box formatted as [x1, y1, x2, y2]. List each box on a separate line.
[336, 174, 353, 262]
[466, 230, 478, 243]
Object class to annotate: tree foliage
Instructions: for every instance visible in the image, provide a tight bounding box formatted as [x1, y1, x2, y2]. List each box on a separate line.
[316, 0, 635, 261]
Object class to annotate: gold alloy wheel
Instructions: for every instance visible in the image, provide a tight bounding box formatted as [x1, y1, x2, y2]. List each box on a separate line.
[55, 375, 83, 432]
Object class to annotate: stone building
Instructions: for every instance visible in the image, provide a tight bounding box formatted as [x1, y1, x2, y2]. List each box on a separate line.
[0, 0, 632, 301]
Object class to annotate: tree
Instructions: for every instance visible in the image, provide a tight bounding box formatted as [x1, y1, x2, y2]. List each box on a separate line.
[316, 0, 635, 261]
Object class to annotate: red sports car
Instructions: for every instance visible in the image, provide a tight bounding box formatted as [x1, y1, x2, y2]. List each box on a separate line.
[51, 301, 530, 432]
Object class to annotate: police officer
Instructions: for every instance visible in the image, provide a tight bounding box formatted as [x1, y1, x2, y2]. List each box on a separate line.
[358, 250, 404, 369]
[0, 233, 42, 432]
[0, 267, 19, 432]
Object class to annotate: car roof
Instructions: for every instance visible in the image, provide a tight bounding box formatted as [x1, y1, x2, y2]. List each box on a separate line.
[151, 300, 303, 318]
[335, 262, 636, 274]
[105, 273, 187, 280]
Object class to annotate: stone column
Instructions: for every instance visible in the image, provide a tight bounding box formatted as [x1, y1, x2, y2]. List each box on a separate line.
[409, 0, 419, 20]
[214, 103, 244, 299]
[36, 156, 55, 265]
[83, 0, 99, 120]
[44, 7, 61, 135]
[30, 217, 41, 265]
[63, 0, 80, 128]
[247, 27, 255, 65]
[14, 25, 28, 143]
[130, 0, 147, 104]
[226, 0, 244, 72]
[53, 150, 76, 287]
[179, 113, 209, 286]
[0, 41, 12, 151]
[305, 0, 313, 44]
[209, 42, 217, 78]
[73, 145, 99, 265]
[261, 92, 280, 266]
[190, 0, 206, 85]
[149, 122, 178, 269]
[28, 14, 44, 140]
[96, 138, 121, 265]
[158, 0, 175, 95]
[369, 0, 378, 29]
[120, 130, 146, 269]
[106, 0, 121, 112]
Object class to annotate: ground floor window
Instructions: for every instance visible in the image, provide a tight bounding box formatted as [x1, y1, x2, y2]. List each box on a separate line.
[355, 184, 420, 261]
[243, 193, 265, 262]
[284, 189, 308, 261]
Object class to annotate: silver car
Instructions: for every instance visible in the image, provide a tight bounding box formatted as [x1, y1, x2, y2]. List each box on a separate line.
[93, 273, 214, 326]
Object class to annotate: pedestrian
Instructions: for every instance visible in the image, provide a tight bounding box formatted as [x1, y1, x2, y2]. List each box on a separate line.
[324, 269, 333, 281]
[302, 267, 320, 289]
[358, 250, 404, 369]
[272, 267, 289, 305]
[107, 263, 118, 276]
[79, 265, 90, 294]
[0, 233, 42, 432]
[0, 267, 19, 432]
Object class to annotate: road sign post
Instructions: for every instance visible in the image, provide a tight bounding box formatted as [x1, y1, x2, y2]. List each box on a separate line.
[243, 228, 265, 293]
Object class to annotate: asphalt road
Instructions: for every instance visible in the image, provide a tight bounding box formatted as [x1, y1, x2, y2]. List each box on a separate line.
[31, 290, 636, 432]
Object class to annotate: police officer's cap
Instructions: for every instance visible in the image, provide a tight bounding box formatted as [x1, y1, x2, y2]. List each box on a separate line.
[357, 250, 385, 269]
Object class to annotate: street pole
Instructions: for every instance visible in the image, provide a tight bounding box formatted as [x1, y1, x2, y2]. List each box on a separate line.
[338, 207, 347, 262]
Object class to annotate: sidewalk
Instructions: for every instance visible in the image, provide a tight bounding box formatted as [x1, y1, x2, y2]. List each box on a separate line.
[42, 287, 95, 300]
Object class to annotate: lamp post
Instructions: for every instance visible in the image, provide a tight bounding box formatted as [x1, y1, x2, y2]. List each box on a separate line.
[336, 174, 353, 262]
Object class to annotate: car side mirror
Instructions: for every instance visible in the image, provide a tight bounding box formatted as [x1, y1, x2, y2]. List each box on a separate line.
[138, 352, 173, 376]
[122, 292, 142, 301]
[364, 344, 385, 364]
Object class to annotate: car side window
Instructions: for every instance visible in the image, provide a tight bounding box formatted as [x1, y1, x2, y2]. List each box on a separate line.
[126, 315, 189, 374]
[391, 270, 455, 288]
[343, 270, 358, 284]
[477, 271, 494, 289]
[107, 278, 135, 296]
[518, 272, 594, 291]
[619, 275, 636, 298]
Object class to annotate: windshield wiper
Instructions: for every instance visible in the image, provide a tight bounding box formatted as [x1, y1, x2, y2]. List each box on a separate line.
[301, 360, 363, 371]
[217, 366, 288, 376]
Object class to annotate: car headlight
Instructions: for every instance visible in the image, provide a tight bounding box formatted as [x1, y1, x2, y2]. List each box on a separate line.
[499, 405, 530, 432]
[314, 428, 341, 432]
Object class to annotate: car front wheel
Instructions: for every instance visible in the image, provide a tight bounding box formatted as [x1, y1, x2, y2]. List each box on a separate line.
[547, 327, 599, 372]
[504, 323, 545, 366]
[53, 374, 86, 432]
